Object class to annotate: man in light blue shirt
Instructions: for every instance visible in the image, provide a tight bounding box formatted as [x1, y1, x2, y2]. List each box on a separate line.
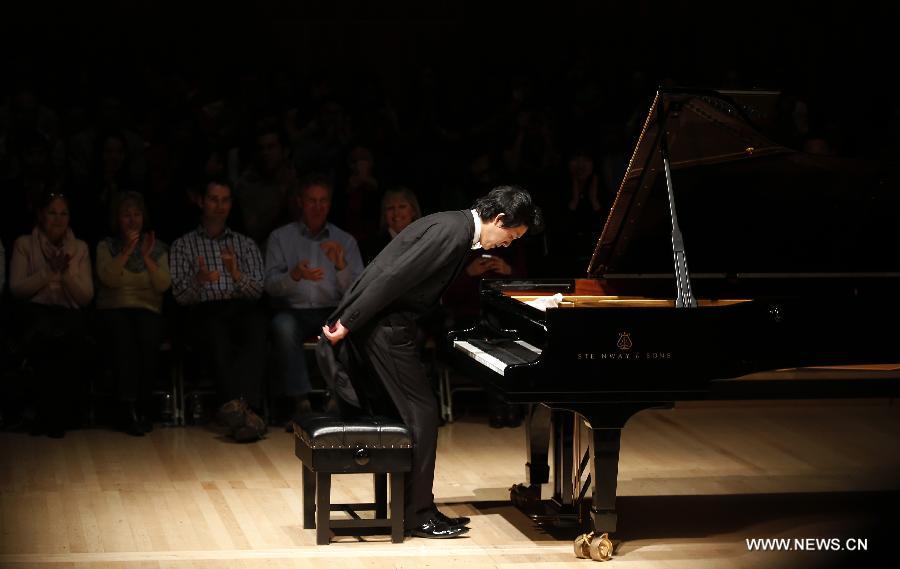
[265, 175, 364, 418]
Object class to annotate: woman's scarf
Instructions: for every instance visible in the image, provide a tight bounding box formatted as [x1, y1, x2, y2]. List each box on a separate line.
[32, 225, 77, 271]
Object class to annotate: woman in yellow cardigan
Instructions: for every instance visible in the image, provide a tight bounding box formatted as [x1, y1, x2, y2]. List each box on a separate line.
[96, 191, 171, 436]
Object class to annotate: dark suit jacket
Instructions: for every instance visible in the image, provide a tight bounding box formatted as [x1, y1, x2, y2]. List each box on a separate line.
[329, 210, 475, 332]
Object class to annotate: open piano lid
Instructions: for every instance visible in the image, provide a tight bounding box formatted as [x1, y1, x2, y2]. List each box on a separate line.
[587, 88, 896, 277]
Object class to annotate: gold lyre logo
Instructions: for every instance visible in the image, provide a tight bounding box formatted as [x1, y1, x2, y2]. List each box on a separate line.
[616, 332, 633, 351]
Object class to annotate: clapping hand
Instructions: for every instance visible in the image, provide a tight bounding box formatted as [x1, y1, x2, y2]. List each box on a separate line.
[123, 230, 141, 257]
[291, 259, 324, 281]
[47, 249, 71, 273]
[320, 241, 346, 271]
[196, 256, 220, 284]
[140, 231, 156, 260]
[220, 245, 242, 280]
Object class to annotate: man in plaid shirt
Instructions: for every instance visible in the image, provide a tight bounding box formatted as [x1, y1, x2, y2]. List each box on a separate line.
[170, 178, 268, 441]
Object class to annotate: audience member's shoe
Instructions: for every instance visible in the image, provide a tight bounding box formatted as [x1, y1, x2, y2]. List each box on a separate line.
[46, 426, 66, 439]
[505, 404, 523, 428]
[119, 402, 146, 437]
[45, 416, 65, 439]
[232, 406, 267, 443]
[285, 396, 314, 431]
[489, 404, 505, 428]
[406, 517, 470, 539]
[138, 417, 154, 434]
[323, 395, 340, 416]
[216, 399, 247, 430]
[434, 508, 471, 527]
[190, 396, 209, 424]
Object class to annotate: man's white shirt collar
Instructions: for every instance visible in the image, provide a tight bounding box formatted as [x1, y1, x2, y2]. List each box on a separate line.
[471, 210, 482, 249]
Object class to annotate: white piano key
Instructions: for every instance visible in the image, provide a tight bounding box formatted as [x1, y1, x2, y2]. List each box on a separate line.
[452, 340, 508, 376]
[515, 340, 543, 355]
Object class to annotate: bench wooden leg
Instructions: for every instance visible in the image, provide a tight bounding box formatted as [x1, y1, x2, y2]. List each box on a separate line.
[390, 472, 405, 543]
[302, 464, 316, 529]
[374, 473, 387, 519]
[316, 472, 332, 545]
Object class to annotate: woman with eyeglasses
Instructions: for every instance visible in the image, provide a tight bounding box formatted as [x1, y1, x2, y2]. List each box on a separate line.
[96, 191, 171, 436]
[9, 192, 94, 438]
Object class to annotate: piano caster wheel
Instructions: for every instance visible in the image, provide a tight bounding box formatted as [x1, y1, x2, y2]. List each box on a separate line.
[588, 532, 613, 562]
[574, 532, 593, 559]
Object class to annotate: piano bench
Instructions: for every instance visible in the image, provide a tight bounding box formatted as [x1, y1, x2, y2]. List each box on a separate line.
[293, 415, 412, 544]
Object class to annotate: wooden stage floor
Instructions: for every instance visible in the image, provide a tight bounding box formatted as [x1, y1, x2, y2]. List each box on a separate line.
[1, 399, 898, 568]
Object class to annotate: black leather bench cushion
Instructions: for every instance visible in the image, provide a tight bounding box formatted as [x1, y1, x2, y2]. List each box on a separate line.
[294, 415, 412, 449]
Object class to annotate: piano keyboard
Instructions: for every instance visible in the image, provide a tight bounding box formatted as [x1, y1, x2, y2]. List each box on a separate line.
[452, 338, 542, 376]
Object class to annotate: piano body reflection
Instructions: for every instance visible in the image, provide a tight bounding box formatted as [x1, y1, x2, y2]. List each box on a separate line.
[449, 88, 900, 540]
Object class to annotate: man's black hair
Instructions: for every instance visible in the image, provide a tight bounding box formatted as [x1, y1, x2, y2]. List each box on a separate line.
[203, 175, 233, 197]
[473, 185, 543, 231]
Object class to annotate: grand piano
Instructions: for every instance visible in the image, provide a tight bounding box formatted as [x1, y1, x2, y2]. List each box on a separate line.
[449, 88, 900, 558]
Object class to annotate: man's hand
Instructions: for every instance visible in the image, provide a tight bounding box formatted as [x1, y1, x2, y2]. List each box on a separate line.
[320, 241, 346, 271]
[291, 259, 325, 281]
[487, 256, 512, 275]
[321, 319, 349, 345]
[465, 256, 494, 277]
[196, 256, 220, 284]
[221, 246, 241, 280]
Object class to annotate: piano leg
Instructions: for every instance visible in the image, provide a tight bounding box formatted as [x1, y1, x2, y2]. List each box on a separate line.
[553, 409, 575, 507]
[511, 404, 554, 512]
[576, 402, 672, 536]
[587, 428, 622, 533]
[525, 403, 552, 485]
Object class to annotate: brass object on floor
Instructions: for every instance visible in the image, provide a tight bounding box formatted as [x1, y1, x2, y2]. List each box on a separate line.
[588, 532, 613, 561]
[573, 531, 592, 559]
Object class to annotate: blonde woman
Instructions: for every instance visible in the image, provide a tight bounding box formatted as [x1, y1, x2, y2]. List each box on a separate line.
[96, 191, 171, 436]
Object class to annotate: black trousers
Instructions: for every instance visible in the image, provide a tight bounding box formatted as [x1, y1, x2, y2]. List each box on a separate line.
[100, 308, 163, 404]
[352, 311, 439, 528]
[187, 300, 267, 410]
[14, 302, 89, 426]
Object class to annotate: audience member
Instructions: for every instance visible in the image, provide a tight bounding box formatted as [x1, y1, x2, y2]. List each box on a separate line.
[362, 186, 422, 264]
[77, 131, 141, 244]
[0, 78, 66, 183]
[170, 179, 268, 442]
[95, 192, 171, 436]
[291, 99, 352, 179]
[544, 147, 610, 275]
[0, 130, 63, 248]
[234, 124, 298, 251]
[9, 192, 94, 437]
[265, 175, 364, 423]
[332, 145, 381, 243]
[67, 95, 147, 191]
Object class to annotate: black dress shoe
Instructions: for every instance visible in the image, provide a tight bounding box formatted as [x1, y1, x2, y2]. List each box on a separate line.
[406, 517, 470, 539]
[119, 403, 146, 437]
[505, 404, 523, 428]
[434, 508, 471, 527]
